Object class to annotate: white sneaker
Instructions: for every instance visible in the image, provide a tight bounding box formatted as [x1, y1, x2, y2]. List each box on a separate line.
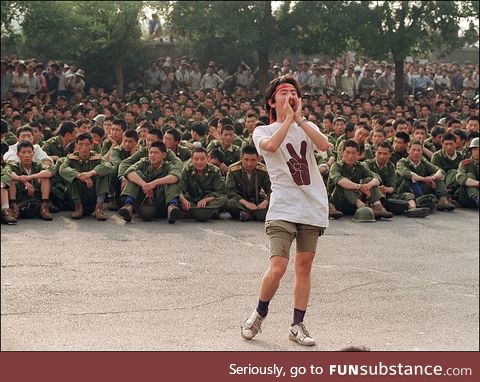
[241, 309, 265, 340]
[289, 322, 316, 346]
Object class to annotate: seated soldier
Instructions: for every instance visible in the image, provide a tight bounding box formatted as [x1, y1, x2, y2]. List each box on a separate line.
[225, 145, 271, 221]
[178, 147, 227, 221]
[59, 132, 113, 221]
[207, 149, 225, 176]
[102, 119, 127, 160]
[395, 139, 455, 215]
[364, 141, 396, 200]
[455, 137, 479, 208]
[163, 128, 191, 162]
[411, 123, 434, 160]
[424, 125, 445, 153]
[6, 141, 53, 221]
[336, 122, 374, 162]
[1, 166, 17, 224]
[3, 126, 53, 167]
[118, 141, 182, 223]
[431, 133, 464, 202]
[328, 140, 393, 219]
[390, 131, 410, 166]
[188, 122, 208, 148]
[206, 124, 241, 173]
[108, 129, 139, 210]
[41, 121, 77, 162]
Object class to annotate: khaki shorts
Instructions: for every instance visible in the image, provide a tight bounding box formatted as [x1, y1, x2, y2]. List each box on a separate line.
[265, 220, 325, 259]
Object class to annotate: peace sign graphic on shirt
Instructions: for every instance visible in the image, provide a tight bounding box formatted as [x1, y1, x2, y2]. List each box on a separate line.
[286, 140, 310, 186]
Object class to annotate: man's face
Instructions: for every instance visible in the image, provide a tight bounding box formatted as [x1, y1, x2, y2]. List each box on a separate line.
[162, 133, 177, 150]
[110, 124, 124, 143]
[221, 130, 234, 147]
[442, 139, 456, 156]
[148, 147, 166, 166]
[432, 134, 443, 146]
[183, 107, 193, 118]
[77, 123, 90, 134]
[394, 137, 407, 153]
[322, 119, 332, 131]
[395, 123, 408, 133]
[63, 132, 76, 145]
[77, 138, 92, 159]
[31, 128, 42, 144]
[122, 137, 137, 152]
[17, 132, 34, 143]
[45, 109, 54, 119]
[103, 120, 113, 134]
[192, 152, 207, 172]
[18, 147, 34, 167]
[408, 143, 423, 162]
[471, 147, 479, 162]
[342, 146, 359, 166]
[166, 120, 176, 129]
[241, 153, 258, 172]
[413, 129, 426, 143]
[334, 121, 345, 136]
[124, 112, 134, 123]
[354, 127, 369, 143]
[466, 120, 479, 132]
[146, 133, 160, 149]
[244, 116, 256, 131]
[272, 86, 299, 114]
[373, 132, 386, 146]
[375, 146, 390, 164]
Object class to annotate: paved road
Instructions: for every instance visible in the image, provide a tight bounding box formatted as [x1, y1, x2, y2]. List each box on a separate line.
[1, 208, 478, 351]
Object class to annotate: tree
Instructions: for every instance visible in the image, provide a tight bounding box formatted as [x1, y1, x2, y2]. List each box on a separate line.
[345, 1, 479, 102]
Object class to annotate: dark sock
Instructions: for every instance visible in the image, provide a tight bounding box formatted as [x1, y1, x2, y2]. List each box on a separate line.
[292, 308, 306, 326]
[256, 299, 270, 317]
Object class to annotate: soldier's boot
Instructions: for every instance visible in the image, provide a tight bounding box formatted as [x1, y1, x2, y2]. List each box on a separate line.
[372, 203, 393, 220]
[167, 204, 181, 224]
[239, 211, 253, 222]
[1, 208, 17, 225]
[48, 201, 59, 213]
[108, 196, 119, 211]
[40, 202, 53, 221]
[437, 196, 455, 211]
[118, 204, 133, 222]
[9, 202, 19, 220]
[328, 203, 343, 219]
[405, 207, 430, 218]
[95, 203, 107, 221]
[72, 203, 84, 220]
[447, 195, 461, 208]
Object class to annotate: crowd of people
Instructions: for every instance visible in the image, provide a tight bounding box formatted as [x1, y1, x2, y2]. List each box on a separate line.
[0, 54, 479, 225]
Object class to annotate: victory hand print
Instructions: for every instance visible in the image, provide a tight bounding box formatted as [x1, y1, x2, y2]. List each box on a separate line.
[286, 140, 310, 185]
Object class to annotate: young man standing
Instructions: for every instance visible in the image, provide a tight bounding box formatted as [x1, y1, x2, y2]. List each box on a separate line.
[241, 76, 330, 346]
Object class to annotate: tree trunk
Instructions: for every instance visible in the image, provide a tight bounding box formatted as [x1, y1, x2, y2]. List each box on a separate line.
[257, 1, 272, 95]
[114, 61, 124, 97]
[393, 56, 404, 105]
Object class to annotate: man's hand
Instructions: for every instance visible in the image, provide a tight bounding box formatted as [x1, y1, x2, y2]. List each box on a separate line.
[142, 182, 155, 193]
[120, 179, 128, 192]
[359, 184, 371, 198]
[77, 173, 89, 182]
[242, 201, 257, 211]
[181, 198, 191, 211]
[423, 176, 436, 188]
[379, 185, 393, 195]
[257, 200, 269, 210]
[24, 181, 35, 197]
[196, 198, 211, 208]
[84, 178, 94, 189]
[219, 163, 228, 173]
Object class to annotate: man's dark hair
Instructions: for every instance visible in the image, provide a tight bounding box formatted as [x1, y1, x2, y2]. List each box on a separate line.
[264, 75, 301, 122]
[165, 128, 181, 143]
[395, 131, 410, 143]
[219, 117, 233, 126]
[76, 118, 91, 128]
[17, 140, 34, 152]
[377, 141, 392, 152]
[149, 141, 167, 153]
[192, 146, 208, 156]
[59, 121, 76, 137]
[221, 124, 235, 134]
[467, 131, 479, 141]
[241, 145, 258, 156]
[344, 139, 359, 152]
[147, 128, 163, 141]
[76, 132, 93, 143]
[124, 129, 139, 141]
[233, 122, 244, 136]
[208, 148, 225, 163]
[113, 119, 127, 131]
[409, 139, 423, 148]
[454, 128, 467, 141]
[447, 118, 461, 127]
[91, 126, 105, 138]
[430, 126, 445, 137]
[16, 126, 34, 137]
[393, 118, 407, 130]
[413, 124, 427, 132]
[466, 115, 479, 123]
[191, 122, 207, 136]
[323, 112, 335, 123]
[373, 129, 387, 137]
[443, 133, 456, 142]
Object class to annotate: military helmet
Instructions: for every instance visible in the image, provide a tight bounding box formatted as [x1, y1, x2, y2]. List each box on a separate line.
[93, 114, 106, 124]
[387, 199, 409, 215]
[416, 194, 437, 212]
[189, 207, 215, 222]
[139, 97, 150, 105]
[18, 199, 41, 219]
[469, 137, 479, 149]
[352, 206, 376, 223]
[138, 198, 157, 221]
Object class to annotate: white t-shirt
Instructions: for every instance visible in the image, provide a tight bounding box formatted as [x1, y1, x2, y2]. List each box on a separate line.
[253, 121, 329, 228]
[3, 143, 52, 164]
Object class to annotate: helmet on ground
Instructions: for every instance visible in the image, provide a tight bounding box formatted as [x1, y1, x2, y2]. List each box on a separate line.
[387, 199, 409, 215]
[18, 199, 41, 219]
[352, 206, 376, 223]
[189, 207, 216, 222]
[138, 198, 157, 221]
[416, 194, 437, 212]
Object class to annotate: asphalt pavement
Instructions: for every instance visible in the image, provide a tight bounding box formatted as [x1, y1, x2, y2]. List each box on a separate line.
[1, 208, 478, 351]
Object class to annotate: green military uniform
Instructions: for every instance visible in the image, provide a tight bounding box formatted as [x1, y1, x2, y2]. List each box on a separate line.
[179, 162, 227, 220]
[5, 161, 54, 203]
[327, 132, 341, 148]
[336, 140, 374, 162]
[431, 149, 464, 191]
[206, 140, 241, 166]
[109, 145, 134, 199]
[42, 135, 68, 158]
[225, 161, 271, 220]
[455, 158, 479, 208]
[38, 117, 60, 131]
[121, 157, 181, 216]
[174, 144, 192, 162]
[390, 150, 408, 166]
[117, 147, 183, 181]
[50, 156, 74, 210]
[328, 160, 383, 214]
[59, 151, 112, 214]
[1, 166, 11, 188]
[394, 157, 447, 201]
[4, 130, 17, 145]
[423, 138, 442, 153]
[364, 158, 396, 193]
[187, 137, 208, 148]
[101, 140, 114, 155]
